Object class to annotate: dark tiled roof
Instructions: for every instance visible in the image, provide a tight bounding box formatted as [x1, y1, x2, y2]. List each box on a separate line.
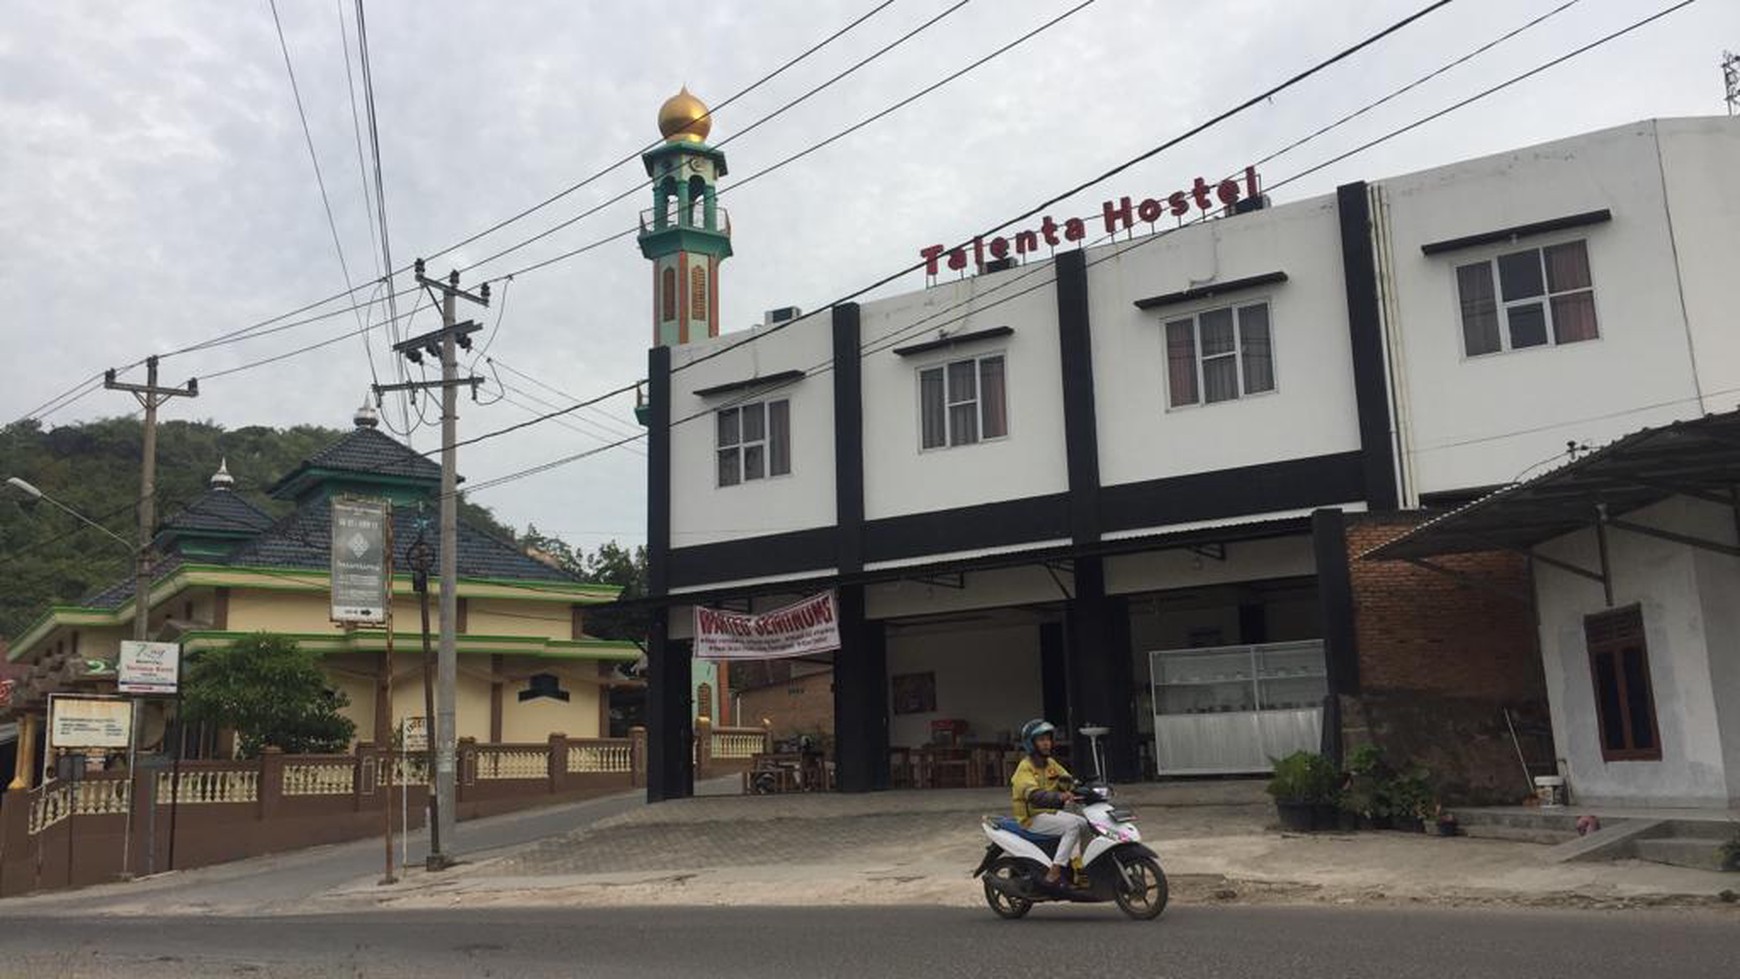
[82, 553, 187, 610]
[269, 426, 442, 498]
[160, 489, 275, 537]
[227, 499, 583, 584]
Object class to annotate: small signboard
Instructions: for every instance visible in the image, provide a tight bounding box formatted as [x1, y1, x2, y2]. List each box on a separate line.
[118, 640, 181, 695]
[331, 496, 390, 624]
[47, 695, 134, 749]
[401, 716, 428, 753]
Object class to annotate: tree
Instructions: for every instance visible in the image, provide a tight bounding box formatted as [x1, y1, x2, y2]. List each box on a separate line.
[180, 633, 355, 756]
[580, 540, 650, 644]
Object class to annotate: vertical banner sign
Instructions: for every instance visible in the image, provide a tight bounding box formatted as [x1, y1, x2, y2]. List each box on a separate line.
[693, 591, 842, 660]
[331, 497, 390, 624]
[118, 641, 181, 695]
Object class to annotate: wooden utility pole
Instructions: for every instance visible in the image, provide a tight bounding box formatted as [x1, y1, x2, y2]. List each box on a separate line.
[376, 259, 485, 870]
[103, 354, 196, 879]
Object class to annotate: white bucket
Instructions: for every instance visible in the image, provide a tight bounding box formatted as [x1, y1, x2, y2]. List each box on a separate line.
[1533, 775, 1565, 808]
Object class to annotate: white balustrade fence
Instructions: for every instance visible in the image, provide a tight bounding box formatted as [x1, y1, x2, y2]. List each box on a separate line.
[282, 761, 355, 796]
[567, 741, 631, 773]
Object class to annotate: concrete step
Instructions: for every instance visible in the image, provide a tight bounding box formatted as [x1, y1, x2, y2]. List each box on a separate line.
[1634, 837, 1731, 872]
[1658, 819, 1740, 842]
[1457, 823, 1579, 846]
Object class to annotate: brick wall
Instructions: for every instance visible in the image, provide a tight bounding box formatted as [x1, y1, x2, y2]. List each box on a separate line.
[1343, 513, 1552, 805]
[1347, 514, 1545, 702]
[736, 667, 835, 742]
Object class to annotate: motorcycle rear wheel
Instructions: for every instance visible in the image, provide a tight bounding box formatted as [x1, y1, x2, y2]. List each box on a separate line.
[1112, 854, 1168, 920]
[982, 857, 1034, 919]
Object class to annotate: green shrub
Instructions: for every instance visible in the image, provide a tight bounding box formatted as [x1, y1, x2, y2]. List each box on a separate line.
[1266, 751, 1340, 804]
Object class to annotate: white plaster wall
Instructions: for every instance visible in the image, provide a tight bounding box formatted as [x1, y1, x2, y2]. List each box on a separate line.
[866, 565, 1064, 620]
[1533, 496, 1728, 806]
[859, 269, 1068, 521]
[668, 315, 837, 547]
[1105, 534, 1315, 595]
[1087, 195, 1363, 487]
[1381, 121, 1705, 498]
[1690, 509, 1740, 804]
[1656, 117, 1740, 412]
[885, 621, 1043, 749]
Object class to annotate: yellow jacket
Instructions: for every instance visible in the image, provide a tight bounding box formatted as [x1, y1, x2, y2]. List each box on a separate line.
[1010, 755, 1072, 826]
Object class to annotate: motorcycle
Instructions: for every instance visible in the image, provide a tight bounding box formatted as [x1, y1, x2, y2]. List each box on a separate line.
[970, 780, 1168, 920]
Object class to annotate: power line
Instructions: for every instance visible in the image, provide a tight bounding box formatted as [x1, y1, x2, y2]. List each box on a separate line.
[354, 0, 416, 438]
[136, 0, 896, 366]
[668, 0, 1458, 377]
[452, 0, 971, 276]
[458, 0, 1697, 496]
[489, 357, 645, 440]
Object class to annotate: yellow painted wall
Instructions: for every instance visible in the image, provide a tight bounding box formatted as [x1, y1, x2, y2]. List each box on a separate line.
[322, 652, 382, 746]
[456, 668, 492, 743]
[499, 659, 602, 743]
[466, 598, 573, 639]
[225, 590, 457, 636]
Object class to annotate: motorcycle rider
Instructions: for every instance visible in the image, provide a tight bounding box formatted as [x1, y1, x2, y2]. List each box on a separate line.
[1010, 718, 1088, 891]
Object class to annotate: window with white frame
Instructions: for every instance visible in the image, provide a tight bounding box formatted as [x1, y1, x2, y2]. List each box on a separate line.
[919, 354, 1007, 449]
[1164, 302, 1275, 408]
[1454, 239, 1598, 356]
[716, 399, 790, 487]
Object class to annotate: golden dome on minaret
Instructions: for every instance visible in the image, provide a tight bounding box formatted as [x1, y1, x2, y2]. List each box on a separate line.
[657, 86, 711, 143]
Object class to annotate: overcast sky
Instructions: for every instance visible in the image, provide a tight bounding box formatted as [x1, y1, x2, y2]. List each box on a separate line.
[2, 0, 1734, 551]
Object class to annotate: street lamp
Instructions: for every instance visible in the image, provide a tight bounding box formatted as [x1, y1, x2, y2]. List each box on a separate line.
[5, 477, 136, 551]
[6, 474, 154, 877]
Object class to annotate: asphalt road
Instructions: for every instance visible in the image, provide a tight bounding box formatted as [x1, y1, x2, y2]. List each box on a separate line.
[0, 905, 1734, 978]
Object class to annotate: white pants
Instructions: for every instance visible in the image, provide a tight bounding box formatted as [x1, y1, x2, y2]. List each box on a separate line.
[1027, 811, 1090, 868]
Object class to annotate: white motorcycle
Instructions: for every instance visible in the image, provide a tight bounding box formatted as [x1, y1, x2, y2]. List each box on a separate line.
[971, 778, 1168, 920]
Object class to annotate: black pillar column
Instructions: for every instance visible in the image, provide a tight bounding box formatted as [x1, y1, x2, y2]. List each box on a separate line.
[829, 303, 886, 792]
[645, 345, 692, 802]
[1066, 557, 1137, 781]
[1335, 182, 1400, 512]
[1311, 508, 1360, 767]
[1038, 622, 1069, 733]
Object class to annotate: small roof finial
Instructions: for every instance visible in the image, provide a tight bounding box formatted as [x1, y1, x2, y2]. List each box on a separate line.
[210, 456, 236, 490]
[354, 396, 380, 429]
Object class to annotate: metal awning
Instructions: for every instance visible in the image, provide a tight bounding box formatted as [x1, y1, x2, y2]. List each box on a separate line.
[1364, 409, 1740, 562]
[0, 722, 17, 745]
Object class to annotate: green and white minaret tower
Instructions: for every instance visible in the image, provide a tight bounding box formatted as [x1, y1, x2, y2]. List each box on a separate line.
[639, 87, 732, 347]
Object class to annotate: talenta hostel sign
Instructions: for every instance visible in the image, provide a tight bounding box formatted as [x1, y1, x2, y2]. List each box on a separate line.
[920, 166, 1262, 274]
[331, 496, 390, 625]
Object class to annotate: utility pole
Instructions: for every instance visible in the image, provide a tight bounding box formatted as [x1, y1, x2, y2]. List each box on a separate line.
[376, 259, 485, 870]
[104, 354, 196, 879]
[1724, 50, 1739, 117]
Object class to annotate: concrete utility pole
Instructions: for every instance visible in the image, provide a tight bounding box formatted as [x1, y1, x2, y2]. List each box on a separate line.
[104, 354, 196, 878]
[376, 259, 485, 870]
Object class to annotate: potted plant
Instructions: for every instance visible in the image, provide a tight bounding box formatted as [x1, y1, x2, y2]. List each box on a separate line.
[1382, 766, 1434, 832]
[1266, 751, 1340, 831]
[1340, 744, 1390, 829]
[1719, 829, 1740, 872]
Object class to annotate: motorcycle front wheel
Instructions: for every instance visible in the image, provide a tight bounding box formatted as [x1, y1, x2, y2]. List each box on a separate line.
[982, 856, 1034, 919]
[1113, 854, 1169, 921]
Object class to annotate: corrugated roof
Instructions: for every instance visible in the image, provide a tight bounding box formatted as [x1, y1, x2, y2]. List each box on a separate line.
[1363, 409, 1740, 561]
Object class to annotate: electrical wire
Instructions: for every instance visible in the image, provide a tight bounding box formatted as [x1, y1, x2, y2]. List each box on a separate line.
[456, 0, 1699, 496]
[488, 358, 645, 440]
[354, 0, 416, 437]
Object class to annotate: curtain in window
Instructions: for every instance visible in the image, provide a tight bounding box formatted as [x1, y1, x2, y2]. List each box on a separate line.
[1238, 304, 1274, 394]
[1165, 321, 1198, 407]
[768, 400, 791, 476]
[1199, 308, 1238, 403]
[919, 367, 946, 449]
[947, 360, 978, 446]
[1552, 292, 1599, 344]
[1543, 240, 1591, 292]
[716, 407, 741, 487]
[978, 356, 1007, 439]
[1456, 263, 1500, 355]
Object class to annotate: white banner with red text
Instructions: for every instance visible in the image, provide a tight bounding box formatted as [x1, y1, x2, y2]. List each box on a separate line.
[693, 591, 841, 661]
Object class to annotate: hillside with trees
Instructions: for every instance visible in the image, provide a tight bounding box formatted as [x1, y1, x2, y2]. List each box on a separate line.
[0, 416, 521, 640]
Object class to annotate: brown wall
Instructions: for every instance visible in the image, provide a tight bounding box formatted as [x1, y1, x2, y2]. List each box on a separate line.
[1346, 515, 1545, 702]
[736, 668, 835, 742]
[1342, 514, 1552, 805]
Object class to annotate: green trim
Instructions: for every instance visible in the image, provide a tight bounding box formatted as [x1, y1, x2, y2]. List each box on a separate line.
[638, 227, 732, 261]
[641, 141, 728, 176]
